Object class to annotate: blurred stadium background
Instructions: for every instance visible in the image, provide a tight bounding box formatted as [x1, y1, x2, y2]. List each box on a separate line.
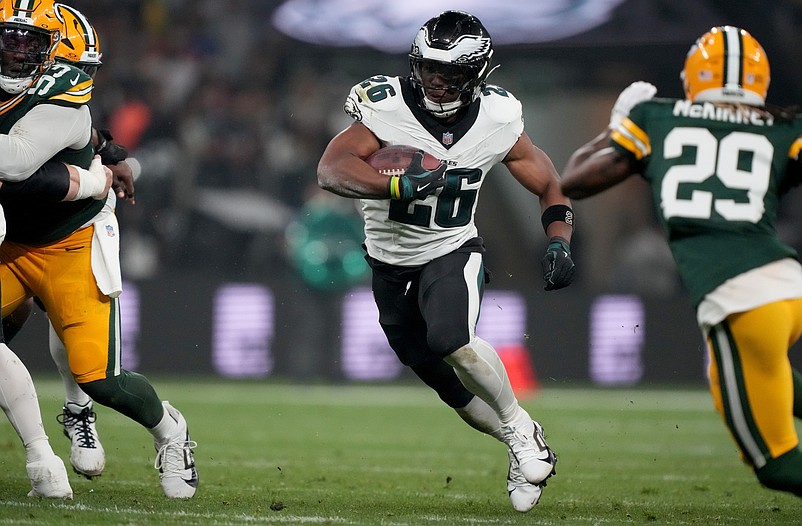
[16, 0, 802, 387]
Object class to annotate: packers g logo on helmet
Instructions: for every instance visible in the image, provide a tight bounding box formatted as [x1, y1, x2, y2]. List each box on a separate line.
[681, 26, 769, 106]
[55, 3, 102, 78]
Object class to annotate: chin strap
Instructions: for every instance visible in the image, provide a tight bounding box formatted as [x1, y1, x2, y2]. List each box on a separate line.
[421, 95, 464, 118]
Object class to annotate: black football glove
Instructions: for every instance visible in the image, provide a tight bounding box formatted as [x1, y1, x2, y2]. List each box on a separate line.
[95, 129, 129, 165]
[391, 151, 447, 202]
[541, 236, 575, 291]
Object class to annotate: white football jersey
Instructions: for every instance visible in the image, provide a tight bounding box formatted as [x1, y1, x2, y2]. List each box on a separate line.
[344, 75, 523, 266]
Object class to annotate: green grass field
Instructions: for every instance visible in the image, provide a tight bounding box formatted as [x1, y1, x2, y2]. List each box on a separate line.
[0, 377, 799, 525]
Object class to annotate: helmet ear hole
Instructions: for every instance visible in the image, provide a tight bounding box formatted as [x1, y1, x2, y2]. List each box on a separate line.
[408, 10, 493, 118]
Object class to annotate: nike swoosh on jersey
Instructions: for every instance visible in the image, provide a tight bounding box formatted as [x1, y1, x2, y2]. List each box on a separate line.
[416, 183, 430, 191]
[70, 74, 80, 86]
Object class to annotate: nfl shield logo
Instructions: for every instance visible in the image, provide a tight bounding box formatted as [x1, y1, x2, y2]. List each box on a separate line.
[442, 131, 454, 146]
[105, 224, 116, 237]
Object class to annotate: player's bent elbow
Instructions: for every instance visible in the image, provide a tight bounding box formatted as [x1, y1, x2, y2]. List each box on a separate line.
[317, 169, 335, 192]
[317, 166, 348, 196]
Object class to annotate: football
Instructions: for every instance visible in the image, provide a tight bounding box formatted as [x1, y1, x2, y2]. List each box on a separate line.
[366, 145, 441, 177]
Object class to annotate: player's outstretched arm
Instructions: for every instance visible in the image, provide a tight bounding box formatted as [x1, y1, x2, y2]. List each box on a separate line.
[0, 156, 109, 202]
[561, 130, 634, 199]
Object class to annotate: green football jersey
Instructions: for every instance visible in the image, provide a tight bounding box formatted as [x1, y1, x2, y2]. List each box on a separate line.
[611, 98, 802, 306]
[0, 62, 102, 245]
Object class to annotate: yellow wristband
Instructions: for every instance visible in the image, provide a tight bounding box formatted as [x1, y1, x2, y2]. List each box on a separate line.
[389, 176, 401, 200]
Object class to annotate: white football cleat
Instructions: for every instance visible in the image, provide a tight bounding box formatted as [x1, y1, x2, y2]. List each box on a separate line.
[154, 401, 198, 498]
[26, 455, 73, 499]
[507, 448, 542, 512]
[502, 416, 557, 485]
[57, 401, 106, 478]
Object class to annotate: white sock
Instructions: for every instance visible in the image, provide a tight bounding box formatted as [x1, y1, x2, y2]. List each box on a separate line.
[0, 343, 55, 463]
[48, 321, 92, 407]
[454, 395, 504, 442]
[148, 405, 178, 444]
[445, 337, 521, 425]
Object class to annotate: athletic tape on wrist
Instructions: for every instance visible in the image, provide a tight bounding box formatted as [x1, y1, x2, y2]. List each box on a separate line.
[73, 165, 106, 201]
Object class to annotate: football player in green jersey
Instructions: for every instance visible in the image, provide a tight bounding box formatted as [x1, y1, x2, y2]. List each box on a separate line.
[562, 26, 802, 497]
[0, 0, 197, 498]
[0, 1, 140, 484]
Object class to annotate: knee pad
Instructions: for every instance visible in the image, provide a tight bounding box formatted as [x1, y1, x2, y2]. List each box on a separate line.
[411, 358, 474, 408]
[426, 330, 469, 358]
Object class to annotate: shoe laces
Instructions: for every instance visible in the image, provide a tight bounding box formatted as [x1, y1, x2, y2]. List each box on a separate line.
[154, 439, 198, 473]
[57, 407, 98, 449]
[507, 450, 529, 488]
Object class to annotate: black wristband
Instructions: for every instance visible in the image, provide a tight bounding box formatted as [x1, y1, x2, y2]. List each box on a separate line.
[541, 204, 574, 233]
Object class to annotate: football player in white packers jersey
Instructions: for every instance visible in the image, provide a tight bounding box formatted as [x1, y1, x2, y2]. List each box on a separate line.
[318, 10, 575, 512]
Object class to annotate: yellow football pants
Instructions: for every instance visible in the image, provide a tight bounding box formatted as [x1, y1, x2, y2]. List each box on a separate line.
[707, 298, 802, 469]
[0, 225, 119, 383]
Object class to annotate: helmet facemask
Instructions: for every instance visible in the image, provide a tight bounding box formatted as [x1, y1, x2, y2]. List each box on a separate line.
[0, 0, 62, 94]
[0, 26, 51, 83]
[409, 10, 493, 119]
[410, 57, 486, 117]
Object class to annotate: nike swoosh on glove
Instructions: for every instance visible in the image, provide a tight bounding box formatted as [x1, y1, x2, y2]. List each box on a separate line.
[541, 236, 575, 291]
[395, 151, 447, 202]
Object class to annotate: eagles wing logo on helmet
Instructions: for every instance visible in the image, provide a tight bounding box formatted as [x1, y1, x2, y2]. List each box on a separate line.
[450, 36, 492, 64]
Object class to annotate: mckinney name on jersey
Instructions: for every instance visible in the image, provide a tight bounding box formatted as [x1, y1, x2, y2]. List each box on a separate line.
[672, 99, 774, 126]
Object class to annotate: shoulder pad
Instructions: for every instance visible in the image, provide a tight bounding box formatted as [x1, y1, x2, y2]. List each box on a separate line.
[32, 63, 92, 108]
[478, 84, 522, 124]
[344, 75, 403, 123]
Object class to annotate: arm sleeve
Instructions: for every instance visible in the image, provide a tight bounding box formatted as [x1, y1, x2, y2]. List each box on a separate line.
[0, 104, 92, 182]
[0, 160, 71, 201]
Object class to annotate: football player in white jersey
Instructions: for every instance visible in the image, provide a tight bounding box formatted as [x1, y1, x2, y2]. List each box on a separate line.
[318, 10, 575, 512]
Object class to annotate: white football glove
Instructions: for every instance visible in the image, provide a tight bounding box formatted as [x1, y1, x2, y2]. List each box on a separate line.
[609, 81, 657, 129]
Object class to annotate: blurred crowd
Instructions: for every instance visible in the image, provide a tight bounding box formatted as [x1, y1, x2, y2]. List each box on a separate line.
[70, 1, 802, 301]
[75, 0, 365, 282]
